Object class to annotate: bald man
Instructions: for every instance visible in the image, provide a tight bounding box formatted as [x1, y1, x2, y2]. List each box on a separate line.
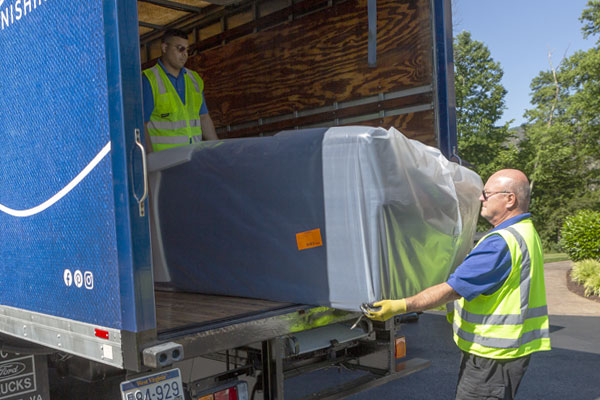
[367, 169, 551, 400]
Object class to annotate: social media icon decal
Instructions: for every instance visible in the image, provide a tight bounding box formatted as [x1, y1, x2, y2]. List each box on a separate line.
[63, 269, 73, 287]
[84, 271, 94, 290]
[74, 270, 83, 288]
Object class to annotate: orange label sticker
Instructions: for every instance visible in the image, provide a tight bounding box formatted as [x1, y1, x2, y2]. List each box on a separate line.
[296, 228, 323, 251]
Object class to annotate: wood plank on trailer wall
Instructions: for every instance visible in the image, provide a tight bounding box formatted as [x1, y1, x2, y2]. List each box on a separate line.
[184, 0, 433, 140]
[221, 92, 433, 138]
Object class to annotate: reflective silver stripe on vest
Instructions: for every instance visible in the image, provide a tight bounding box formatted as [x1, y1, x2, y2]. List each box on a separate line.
[148, 120, 189, 130]
[454, 303, 548, 325]
[149, 120, 202, 131]
[452, 225, 549, 348]
[187, 72, 201, 93]
[149, 135, 190, 145]
[505, 226, 532, 314]
[453, 322, 550, 349]
[150, 65, 167, 95]
[189, 119, 202, 128]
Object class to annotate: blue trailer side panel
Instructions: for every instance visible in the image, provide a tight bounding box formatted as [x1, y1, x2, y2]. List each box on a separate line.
[0, 1, 152, 332]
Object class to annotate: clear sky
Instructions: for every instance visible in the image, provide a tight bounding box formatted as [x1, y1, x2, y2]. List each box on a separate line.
[452, 0, 596, 127]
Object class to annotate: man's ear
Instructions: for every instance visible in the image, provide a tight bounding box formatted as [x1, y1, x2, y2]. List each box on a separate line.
[506, 193, 518, 210]
[161, 42, 168, 55]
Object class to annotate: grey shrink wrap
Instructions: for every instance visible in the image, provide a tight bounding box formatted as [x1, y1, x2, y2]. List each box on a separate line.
[148, 126, 483, 311]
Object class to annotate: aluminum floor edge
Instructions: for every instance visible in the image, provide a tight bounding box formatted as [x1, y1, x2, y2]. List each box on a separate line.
[161, 305, 359, 359]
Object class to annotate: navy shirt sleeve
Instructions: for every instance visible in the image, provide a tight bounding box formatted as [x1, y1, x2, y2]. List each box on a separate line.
[200, 94, 208, 115]
[142, 74, 154, 123]
[447, 234, 512, 301]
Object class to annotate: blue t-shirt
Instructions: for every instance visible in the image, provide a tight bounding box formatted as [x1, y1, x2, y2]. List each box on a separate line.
[142, 59, 208, 123]
[447, 213, 532, 301]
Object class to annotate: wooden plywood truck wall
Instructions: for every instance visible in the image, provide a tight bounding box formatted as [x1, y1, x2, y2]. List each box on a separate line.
[144, 0, 440, 146]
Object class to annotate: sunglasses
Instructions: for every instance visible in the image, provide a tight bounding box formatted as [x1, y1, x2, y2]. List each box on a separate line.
[481, 190, 511, 201]
[167, 43, 196, 56]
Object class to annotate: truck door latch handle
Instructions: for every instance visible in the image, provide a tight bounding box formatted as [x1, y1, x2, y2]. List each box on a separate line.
[133, 128, 149, 217]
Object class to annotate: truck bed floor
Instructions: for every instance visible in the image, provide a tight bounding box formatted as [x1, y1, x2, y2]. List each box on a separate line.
[155, 290, 295, 334]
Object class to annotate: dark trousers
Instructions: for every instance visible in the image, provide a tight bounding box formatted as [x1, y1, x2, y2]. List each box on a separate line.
[455, 351, 531, 400]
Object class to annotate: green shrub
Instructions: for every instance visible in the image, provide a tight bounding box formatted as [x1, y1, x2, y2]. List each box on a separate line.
[561, 209, 600, 261]
[571, 259, 600, 297]
[571, 259, 600, 284]
[586, 274, 600, 297]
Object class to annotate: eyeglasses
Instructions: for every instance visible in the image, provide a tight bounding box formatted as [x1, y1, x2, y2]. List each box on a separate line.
[481, 190, 512, 201]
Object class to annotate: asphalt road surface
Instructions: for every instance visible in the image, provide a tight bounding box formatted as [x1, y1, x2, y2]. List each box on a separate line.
[285, 262, 600, 400]
[285, 311, 600, 399]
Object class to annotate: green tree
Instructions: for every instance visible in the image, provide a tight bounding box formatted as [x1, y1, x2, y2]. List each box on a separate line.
[454, 31, 513, 180]
[519, 1, 600, 246]
[581, 0, 600, 42]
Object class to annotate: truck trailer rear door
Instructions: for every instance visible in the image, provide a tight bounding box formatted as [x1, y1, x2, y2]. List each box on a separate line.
[0, 0, 153, 370]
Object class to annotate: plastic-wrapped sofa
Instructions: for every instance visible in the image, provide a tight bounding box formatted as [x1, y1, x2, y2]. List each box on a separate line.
[148, 126, 483, 311]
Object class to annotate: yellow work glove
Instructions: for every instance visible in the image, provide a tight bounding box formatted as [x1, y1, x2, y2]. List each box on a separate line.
[365, 299, 407, 321]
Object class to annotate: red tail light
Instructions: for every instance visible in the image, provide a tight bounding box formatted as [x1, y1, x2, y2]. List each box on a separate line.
[214, 386, 238, 400]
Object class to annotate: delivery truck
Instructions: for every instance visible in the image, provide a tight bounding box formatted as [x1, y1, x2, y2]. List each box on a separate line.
[0, 0, 463, 398]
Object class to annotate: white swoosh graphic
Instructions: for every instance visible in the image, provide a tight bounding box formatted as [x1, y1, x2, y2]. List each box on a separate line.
[0, 142, 112, 217]
[0, 1, 4, 7]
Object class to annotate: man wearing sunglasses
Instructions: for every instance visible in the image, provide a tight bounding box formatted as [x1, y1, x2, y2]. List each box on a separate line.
[366, 169, 550, 400]
[142, 29, 218, 152]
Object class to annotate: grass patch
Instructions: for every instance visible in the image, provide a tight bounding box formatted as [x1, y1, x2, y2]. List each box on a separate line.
[543, 252, 570, 263]
[571, 259, 600, 297]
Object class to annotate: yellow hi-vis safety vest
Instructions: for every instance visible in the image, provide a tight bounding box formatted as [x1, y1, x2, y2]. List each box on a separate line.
[447, 218, 551, 359]
[143, 63, 204, 152]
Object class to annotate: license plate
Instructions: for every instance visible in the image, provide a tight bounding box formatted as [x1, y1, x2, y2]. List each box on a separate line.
[120, 368, 184, 400]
